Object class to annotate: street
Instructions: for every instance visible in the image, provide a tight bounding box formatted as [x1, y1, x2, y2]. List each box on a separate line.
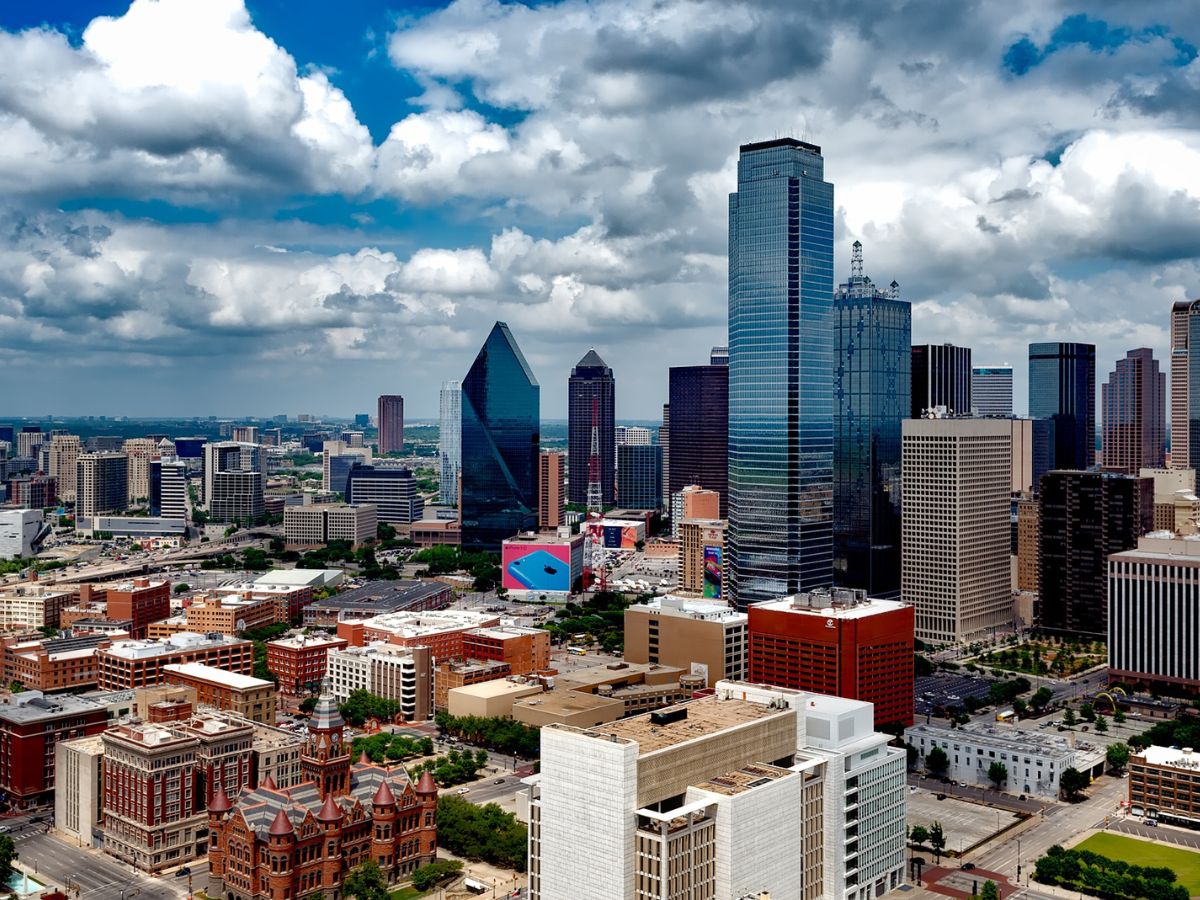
[16, 829, 196, 900]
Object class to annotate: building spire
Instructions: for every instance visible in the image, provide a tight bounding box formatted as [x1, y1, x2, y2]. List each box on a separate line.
[851, 240, 863, 280]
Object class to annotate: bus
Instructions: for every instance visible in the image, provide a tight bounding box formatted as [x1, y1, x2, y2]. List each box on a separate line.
[567, 646, 587, 656]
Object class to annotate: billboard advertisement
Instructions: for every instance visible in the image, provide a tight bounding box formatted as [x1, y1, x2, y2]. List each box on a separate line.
[703, 545, 722, 599]
[503, 542, 573, 592]
[602, 525, 639, 549]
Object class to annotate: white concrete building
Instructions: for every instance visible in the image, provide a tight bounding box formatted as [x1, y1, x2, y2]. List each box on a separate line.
[326, 642, 433, 721]
[905, 722, 1075, 798]
[526, 681, 906, 900]
[55, 734, 106, 847]
[0, 509, 44, 560]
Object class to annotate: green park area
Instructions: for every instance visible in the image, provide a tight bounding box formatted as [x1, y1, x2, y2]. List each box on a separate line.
[1075, 833, 1200, 896]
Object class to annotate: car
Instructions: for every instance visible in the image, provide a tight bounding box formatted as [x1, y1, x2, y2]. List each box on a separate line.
[495, 779, 507, 785]
[0, 826, 10, 833]
[961, 863, 976, 871]
[175, 867, 192, 878]
[456, 787, 470, 794]
[909, 785, 918, 792]
[936, 793, 946, 801]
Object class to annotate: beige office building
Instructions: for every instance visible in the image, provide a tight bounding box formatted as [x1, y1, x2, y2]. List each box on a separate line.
[1140, 467, 1199, 534]
[47, 435, 82, 502]
[1016, 498, 1039, 593]
[55, 734, 106, 847]
[678, 519, 726, 595]
[284, 502, 377, 547]
[122, 438, 159, 503]
[624, 596, 746, 686]
[1170, 300, 1195, 469]
[902, 418, 1013, 644]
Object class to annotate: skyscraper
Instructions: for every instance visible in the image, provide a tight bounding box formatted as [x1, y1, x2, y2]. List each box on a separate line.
[460, 323, 539, 550]
[971, 366, 1014, 416]
[833, 241, 910, 599]
[377, 395, 405, 455]
[1102, 348, 1165, 473]
[439, 381, 461, 506]
[727, 138, 834, 607]
[1029, 341, 1096, 470]
[76, 452, 129, 524]
[567, 349, 615, 506]
[616, 444, 662, 510]
[1170, 301, 1197, 468]
[538, 451, 566, 529]
[668, 364, 728, 518]
[911, 344, 972, 418]
[1039, 471, 1153, 639]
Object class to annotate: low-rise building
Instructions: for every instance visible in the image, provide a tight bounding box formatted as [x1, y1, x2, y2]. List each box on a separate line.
[1129, 746, 1200, 827]
[178, 592, 279, 635]
[0, 691, 108, 808]
[434, 658, 512, 711]
[55, 734, 107, 847]
[512, 689, 624, 728]
[624, 595, 747, 687]
[339, 608, 500, 655]
[327, 643, 433, 721]
[266, 633, 349, 696]
[905, 722, 1076, 798]
[163, 662, 277, 723]
[303, 580, 451, 627]
[462, 625, 551, 675]
[0, 584, 70, 631]
[95, 632, 254, 690]
[284, 503, 377, 548]
[448, 678, 544, 718]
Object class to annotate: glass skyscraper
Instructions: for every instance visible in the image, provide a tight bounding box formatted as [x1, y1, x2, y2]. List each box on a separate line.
[460, 323, 539, 551]
[833, 241, 910, 600]
[616, 443, 663, 510]
[727, 138, 835, 608]
[667, 362, 728, 518]
[567, 349, 615, 506]
[911, 344, 972, 418]
[1028, 342, 1096, 470]
[439, 380, 461, 506]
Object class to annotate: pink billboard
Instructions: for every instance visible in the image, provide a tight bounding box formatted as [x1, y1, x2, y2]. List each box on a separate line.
[502, 542, 573, 592]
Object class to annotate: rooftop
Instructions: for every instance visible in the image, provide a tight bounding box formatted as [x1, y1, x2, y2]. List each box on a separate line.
[267, 632, 348, 650]
[101, 632, 249, 660]
[450, 679, 544, 700]
[164, 662, 274, 691]
[309, 580, 450, 613]
[105, 721, 195, 748]
[629, 596, 747, 623]
[468, 625, 547, 640]
[556, 661, 685, 692]
[907, 721, 1074, 756]
[515, 691, 623, 717]
[751, 589, 909, 619]
[503, 532, 583, 546]
[1138, 746, 1200, 770]
[360, 608, 499, 637]
[253, 569, 342, 588]
[0, 691, 105, 723]
[588, 695, 789, 755]
[691, 763, 794, 797]
[59, 734, 106, 756]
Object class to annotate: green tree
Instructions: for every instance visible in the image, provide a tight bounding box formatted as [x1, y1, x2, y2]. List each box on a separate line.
[1059, 767, 1088, 801]
[929, 821, 947, 863]
[1030, 687, 1053, 711]
[1063, 708, 1078, 728]
[1080, 702, 1096, 722]
[0, 834, 15, 883]
[436, 796, 528, 872]
[411, 860, 464, 891]
[342, 859, 389, 900]
[339, 690, 401, 727]
[980, 880, 1000, 900]
[173, 582, 190, 594]
[909, 825, 930, 846]
[926, 745, 950, 777]
[1106, 743, 1131, 773]
[1012, 698, 1028, 717]
[1095, 714, 1109, 733]
[1114, 708, 1126, 725]
[988, 761, 1008, 789]
[299, 696, 318, 714]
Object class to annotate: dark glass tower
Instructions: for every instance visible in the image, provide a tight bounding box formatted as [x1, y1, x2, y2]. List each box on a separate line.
[667, 363, 728, 518]
[1029, 342, 1096, 470]
[911, 344, 972, 418]
[727, 138, 835, 608]
[616, 444, 663, 510]
[833, 242, 910, 599]
[460, 322, 540, 551]
[1102, 348, 1165, 473]
[567, 349, 615, 506]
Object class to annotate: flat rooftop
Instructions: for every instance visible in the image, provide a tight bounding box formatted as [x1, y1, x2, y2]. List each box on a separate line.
[751, 592, 909, 619]
[692, 763, 794, 797]
[102, 632, 249, 659]
[516, 691, 622, 716]
[309, 580, 450, 612]
[360, 608, 498, 637]
[590, 695, 789, 755]
[164, 662, 273, 690]
[1138, 746, 1200, 770]
[253, 569, 342, 588]
[451, 679, 543, 700]
[556, 662, 685, 692]
[0, 691, 105, 723]
[907, 722, 1074, 756]
[266, 632, 348, 650]
[469, 626, 545, 640]
[629, 596, 747, 623]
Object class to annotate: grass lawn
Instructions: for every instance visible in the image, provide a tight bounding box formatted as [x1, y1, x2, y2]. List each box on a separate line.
[1075, 832, 1200, 895]
[390, 889, 427, 899]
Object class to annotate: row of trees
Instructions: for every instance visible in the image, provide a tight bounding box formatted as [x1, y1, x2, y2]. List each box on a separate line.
[411, 545, 503, 592]
[1034, 845, 1190, 900]
[350, 732, 434, 763]
[434, 710, 541, 758]
[436, 795, 528, 872]
[908, 821, 948, 861]
[339, 689, 401, 726]
[408, 748, 490, 787]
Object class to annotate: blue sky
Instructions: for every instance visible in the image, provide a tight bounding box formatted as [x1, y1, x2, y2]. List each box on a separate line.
[4, 0, 1200, 418]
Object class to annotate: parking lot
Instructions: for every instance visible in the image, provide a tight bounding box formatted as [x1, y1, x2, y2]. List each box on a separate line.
[907, 787, 1021, 857]
[916, 674, 995, 718]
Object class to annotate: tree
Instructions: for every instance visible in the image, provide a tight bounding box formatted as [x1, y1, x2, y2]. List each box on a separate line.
[1095, 714, 1109, 733]
[926, 745, 950, 777]
[909, 825, 930, 847]
[929, 821, 947, 863]
[1106, 743, 1131, 773]
[1012, 698, 1028, 717]
[437, 795, 528, 872]
[411, 860, 464, 891]
[988, 761, 1008, 789]
[339, 690, 401, 726]
[1080, 702, 1096, 723]
[173, 582, 190, 594]
[1063, 708, 1078, 727]
[980, 880, 1000, 900]
[342, 859, 389, 900]
[1060, 767, 1089, 801]
[1114, 708, 1127, 725]
[0, 834, 15, 883]
[906, 743, 920, 769]
[1030, 687, 1053, 711]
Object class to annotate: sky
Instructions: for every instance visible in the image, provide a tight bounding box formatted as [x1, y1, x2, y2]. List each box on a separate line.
[4, 0, 1200, 419]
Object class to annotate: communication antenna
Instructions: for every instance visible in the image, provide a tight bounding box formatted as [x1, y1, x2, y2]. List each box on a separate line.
[851, 240, 864, 280]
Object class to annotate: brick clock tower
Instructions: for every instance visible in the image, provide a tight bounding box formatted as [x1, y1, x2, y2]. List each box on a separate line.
[300, 684, 351, 798]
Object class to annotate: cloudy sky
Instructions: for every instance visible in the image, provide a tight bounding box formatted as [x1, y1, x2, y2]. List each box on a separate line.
[3, 0, 1200, 419]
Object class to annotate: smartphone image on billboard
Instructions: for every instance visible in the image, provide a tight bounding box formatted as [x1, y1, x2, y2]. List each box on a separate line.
[506, 549, 569, 591]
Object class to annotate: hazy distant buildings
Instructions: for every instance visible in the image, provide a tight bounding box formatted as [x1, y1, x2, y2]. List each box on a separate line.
[902, 418, 1012, 644]
[568, 350, 616, 506]
[972, 366, 1014, 416]
[727, 139, 834, 607]
[911, 344, 972, 418]
[378, 394, 405, 455]
[48, 435, 82, 502]
[460, 323, 539, 550]
[439, 380, 461, 506]
[833, 241, 909, 599]
[322, 439, 371, 494]
[1029, 341, 1096, 470]
[122, 438, 158, 503]
[1102, 348, 1166, 473]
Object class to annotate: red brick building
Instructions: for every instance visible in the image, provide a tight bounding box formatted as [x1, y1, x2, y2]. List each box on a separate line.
[748, 589, 914, 728]
[266, 633, 348, 696]
[207, 691, 437, 899]
[95, 633, 253, 690]
[94, 578, 171, 639]
[461, 626, 551, 675]
[0, 691, 108, 808]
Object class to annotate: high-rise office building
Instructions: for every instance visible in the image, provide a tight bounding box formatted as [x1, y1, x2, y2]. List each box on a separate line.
[150, 458, 188, 520]
[345, 464, 424, 525]
[16, 428, 43, 461]
[439, 380, 461, 506]
[1029, 341, 1096, 470]
[378, 394, 405, 455]
[616, 444, 662, 510]
[460, 323, 539, 550]
[727, 139, 834, 608]
[971, 366, 1014, 416]
[568, 349, 615, 506]
[231, 425, 259, 445]
[122, 438, 159, 503]
[203, 442, 263, 523]
[1039, 470, 1152, 639]
[1102, 348, 1166, 473]
[47, 434, 82, 502]
[660, 404, 670, 510]
[1170, 300, 1196, 468]
[76, 452, 129, 522]
[614, 426, 652, 446]
[833, 241, 910, 599]
[911, 344, 972, 418]
[902, 418, 1012, 644]
[538, 451, 566, 529]
[668, 364, 728, 518]
[321, 440, 371, 494]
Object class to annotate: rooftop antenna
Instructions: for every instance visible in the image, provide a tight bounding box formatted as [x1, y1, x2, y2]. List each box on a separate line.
[851, 240, 864, 280]
[888, 280, 900, 300]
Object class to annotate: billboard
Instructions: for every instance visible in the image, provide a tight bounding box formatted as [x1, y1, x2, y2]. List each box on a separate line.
[703, 545, 722, 599]
[602, 525, 639, 549]
[503, 542, 573, 592]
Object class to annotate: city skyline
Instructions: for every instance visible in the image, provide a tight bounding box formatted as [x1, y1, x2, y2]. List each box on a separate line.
[4, 2, 1200, 417]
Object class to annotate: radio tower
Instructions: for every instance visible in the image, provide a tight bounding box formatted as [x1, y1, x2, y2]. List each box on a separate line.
[586, 396, 605, 590]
